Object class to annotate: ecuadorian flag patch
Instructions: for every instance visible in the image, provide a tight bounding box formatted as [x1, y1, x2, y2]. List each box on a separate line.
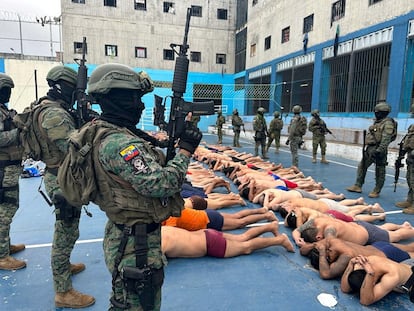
[120, 145, 139, 161]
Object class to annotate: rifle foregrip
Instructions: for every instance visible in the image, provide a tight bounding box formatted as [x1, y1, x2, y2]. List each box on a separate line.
[172, 56, 189, 95]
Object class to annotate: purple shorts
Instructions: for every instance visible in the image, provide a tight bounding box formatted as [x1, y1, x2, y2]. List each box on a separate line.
[204, 229, 227, 258]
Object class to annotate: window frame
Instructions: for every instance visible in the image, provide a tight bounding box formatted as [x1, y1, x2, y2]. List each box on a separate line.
[72, 0, 85, 3]
[105, 44, 118, 57]
[163, 49, 175, 61]
[134, 0, 146, 11]
[163, 2, 175, 13]
[331, 0, 346, 23]
[369, 0, 382, 5]
[217, 8, 228, 20]
[191, 5, 202, 17]
[190, 51, 201, 62]
[303, 14, 314, 34]
[135, 46, 147, 58]
[74, 41, 87, 54]
[264, 36, 271, 50]
[250, 43, 256, 57]
[281, 26, 290, 43]
[216, 53, 226, 64]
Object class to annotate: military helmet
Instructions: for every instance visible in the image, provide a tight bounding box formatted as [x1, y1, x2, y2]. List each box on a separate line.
[88, 63, 152, 95]
[311, 109, 319, 116]
[0, 73, 14, 89]
[292, 105, 302, 113]
[257, 107, 266, 113]
[374, 102, 391, 113]
[233, 109, 238, 114]
[46, 65, 77, 86]
[273, 111, 280, 117]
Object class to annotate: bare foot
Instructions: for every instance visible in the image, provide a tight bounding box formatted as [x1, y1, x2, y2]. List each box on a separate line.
[266, 211, 278, 221]
[239, 198, 247, 206]
[356, 197, 365, 205]
[337, 193, 345, 200]
[280, 233, 295, 252]
[402, 221, 412, 229]
[372, 203, 384, 213]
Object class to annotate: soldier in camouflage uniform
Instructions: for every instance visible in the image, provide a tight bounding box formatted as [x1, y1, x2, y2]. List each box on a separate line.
[308, 109, 329, 164]
[34, 66, 95, 308]
[395, 124, 414, 214]
[253, 107, 268, 158]
[231, 109, 244, 147]
[0, 73, 26, 271]
[87, 63, 202, 311]
[347, 102, 397, 198]
[286, 105, 307, 167]
[216, 109, 225, 144]
[266, 111, 283, 154]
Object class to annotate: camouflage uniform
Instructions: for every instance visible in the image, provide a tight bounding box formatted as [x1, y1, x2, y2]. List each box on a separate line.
[347, 103, 396, 198]
[308, 110, 329, 163]
[0, 104, 24, 266]
[395, 125, 414, 214]
[231, 109, 244, 147]
[216, 112, 225, 144]
[287, 105, 307, 167]
[0, 73, 25, 271]
[266, 111, 283, 153]
[253, 107, 268, 158]
[86, 63, 202, 311]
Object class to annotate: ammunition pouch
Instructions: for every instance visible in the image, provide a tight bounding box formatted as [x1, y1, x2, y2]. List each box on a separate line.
[53, 192, 81, 222]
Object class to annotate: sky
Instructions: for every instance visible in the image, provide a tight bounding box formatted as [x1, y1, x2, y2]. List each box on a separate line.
[0, 0, 61, 17]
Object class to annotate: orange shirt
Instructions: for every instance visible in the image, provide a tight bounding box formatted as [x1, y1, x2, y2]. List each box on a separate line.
[162, 208, 210, 230]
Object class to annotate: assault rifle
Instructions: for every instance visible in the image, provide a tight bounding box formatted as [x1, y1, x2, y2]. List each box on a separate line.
[362, 129, 367, 161]
[153, 8, 215, 161]
[73, 37, 90, 128]
[394, 135, 407, 192]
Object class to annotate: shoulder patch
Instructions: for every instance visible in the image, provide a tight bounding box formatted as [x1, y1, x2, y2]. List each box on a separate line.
[120, 145, 140, 161]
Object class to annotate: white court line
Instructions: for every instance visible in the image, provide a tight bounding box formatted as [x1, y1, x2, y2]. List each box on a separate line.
[25, 238, 103, 249]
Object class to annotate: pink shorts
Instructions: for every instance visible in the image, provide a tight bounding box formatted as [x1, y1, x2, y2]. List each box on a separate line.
[204, 229, 227, 258]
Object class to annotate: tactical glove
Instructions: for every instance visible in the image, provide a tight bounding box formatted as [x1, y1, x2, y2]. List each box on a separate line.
[178, 122, 202, 154]
[285, 139, 290, 145]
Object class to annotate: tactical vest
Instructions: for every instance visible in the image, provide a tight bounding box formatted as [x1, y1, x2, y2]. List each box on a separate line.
[0, 106, 22, 162]
[13, 99, 66, 168]
[253, 115, 267, 132]
[60, 120, 183, 226]
[365, 117, 397, 146]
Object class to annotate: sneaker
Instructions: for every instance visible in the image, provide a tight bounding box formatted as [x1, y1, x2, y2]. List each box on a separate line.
[0, 256, 26, 270]
[368, 191, 380, 198]
[55, 289, 95, 308]
[10, 244, 25, 254]
[403, 207, 414, 214]
[70, 263, 86, 275]
[395, 201, 412, 208]
[346, 185, 362, 193]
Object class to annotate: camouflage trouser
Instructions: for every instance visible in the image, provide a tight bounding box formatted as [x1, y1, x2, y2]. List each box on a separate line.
[217, 126, 223, 143]
[254, 135, 266, 156]
[233, 130, 241, 146]
[44, 171, 81, 292]
[0, 164, 20, 258]
[289, 136, 302, 167]
[354, 145, 387, 192]
[312, 135, 327, 156]
[266, 131, 281, 150]
[405, 160, 414, 202]
[104, 220, 164, 311]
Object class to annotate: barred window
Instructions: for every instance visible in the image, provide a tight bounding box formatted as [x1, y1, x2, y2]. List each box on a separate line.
[105, 44, 117, 57]
[135, 47, 147, 58]
[163, 49, 174, 60]
[331, 0, 346, 24]
[282, 27, 290, 43]
[191, 5, 202, 17]
[264, 36, 271, 50]
[74, 41, 87, 54]
[216, 54, 226, 64]
[190, 51, 201, 62]
[217, 9, 228, 20]
[163, 2, 174, 13]
[134, 0, 146, 10]
[104, 0, 116, 7]
[303, 14, 314, 34]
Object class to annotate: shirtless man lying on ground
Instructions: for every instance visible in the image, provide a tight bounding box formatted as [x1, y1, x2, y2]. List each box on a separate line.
[293, 216, 414, 247]
[300, 237, 414, 279]
[340, 255, 414, 306]
[163, 206, 277, 231]
[184, 193, 246, 210]
[161, 221, 295, 259]
[252, 188, 345, 211]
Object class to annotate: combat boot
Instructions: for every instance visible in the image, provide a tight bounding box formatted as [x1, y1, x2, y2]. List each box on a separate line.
[0, 256, 26, 270]
[321, 155, 329, 164]
[368, 190, 380, 198]
[10, 244, 25, 254]
[395, 201, 413, 208]
[55, 289, 96, 308]
[262, 154, 269, 159]
[346, 185, 362, 193]
[312, 155, 317, 163]
[403, 206, 414, 214]
[275, 148, 279, 154]
[70, 263, 86, 275]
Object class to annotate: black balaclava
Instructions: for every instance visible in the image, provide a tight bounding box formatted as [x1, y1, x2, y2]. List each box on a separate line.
[0, 87, 11, 105]
[99, 88, 144, 131]
[375, 111, 388, 121]
[46, 80, 76, 109]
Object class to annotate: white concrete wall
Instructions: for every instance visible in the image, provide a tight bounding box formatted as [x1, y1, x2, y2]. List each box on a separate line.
[5, 59, 60, 112]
